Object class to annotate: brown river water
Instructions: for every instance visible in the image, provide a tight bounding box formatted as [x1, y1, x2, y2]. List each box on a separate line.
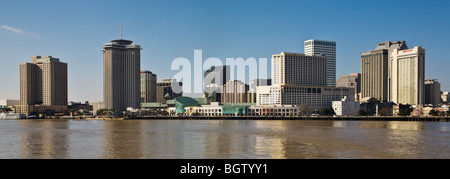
[0, 119, 448, 159]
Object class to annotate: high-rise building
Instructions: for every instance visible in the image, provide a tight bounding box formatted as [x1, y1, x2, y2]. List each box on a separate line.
[222, 80, 249, 103]
[18, 56, 68, 115]
[336, 73, 361, 101]
[204, 65, 230, 88]
[204, 65, 230, 102]
[156, 78, 183, 103]
[304, 39, 336, 86]
[361, 41, 408, 102]
[441, 92, 449, 105]
[257, 51, 354, 113]
[425, 79, 441, 106]
[390, 46, 425, 105]
[140, 71, 157, 103]
[103, 39, 141, 110]
[272, 52, 327, 86]
[20, 56, 68, 106]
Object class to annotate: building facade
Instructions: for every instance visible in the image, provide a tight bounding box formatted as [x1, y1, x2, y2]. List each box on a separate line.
[390, 46, 425, 105]
[248, 105, 300, 116]
[18, 56, 68, 115]
[424, 79, 441, 106]
[256, 84, 355, 113]
[222, 80, 249, 103]
[20, 56, 68, 106]
[140, 71, 157, 103]
[336, 73, 361, 101]
[156, 78, 183, 103]
[304, 39, 336, 86]
[103, 39, 141, 110]
[204, 65, 230, 102]
[361, 49, 389, 102]
[332, 96, 360, 116]
[361, 41, 408, 102]
[442, 92, 450, 104]
[272, 52, 327, 86]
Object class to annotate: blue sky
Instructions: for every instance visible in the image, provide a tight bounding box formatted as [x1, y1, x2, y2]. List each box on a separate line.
[1, 0, 449, 102]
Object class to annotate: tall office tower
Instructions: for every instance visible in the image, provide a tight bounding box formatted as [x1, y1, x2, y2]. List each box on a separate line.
[336, 73, 361, 101]
[204, 65, 230, 102]
[204, 65, 230, 87]
[103, 39, 142, 110]
[222, 80, 249, 103]
[20, 56, 68, 106]
[360, 41, 408, 102]
[156, 78, 183, 103]
[272, 52, 327, 86]
[390, 46, 425, 105]
[140, 71, 157, 103]
[424, 79, 441, 106]
[304, 39, 336, 86]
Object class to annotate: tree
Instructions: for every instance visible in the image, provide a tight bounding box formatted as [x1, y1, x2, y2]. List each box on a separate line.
[378, 107, 391, 116]
[96, 109, 108, 116]
[429, 109, 438, 116]
[320, 107, 335, 116]
[300, 104, 309, 115]
[398, 108, 411, 116]
[358, 109, 369, 116]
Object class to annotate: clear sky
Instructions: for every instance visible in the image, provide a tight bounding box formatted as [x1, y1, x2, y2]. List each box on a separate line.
[1, 0, 449, 102]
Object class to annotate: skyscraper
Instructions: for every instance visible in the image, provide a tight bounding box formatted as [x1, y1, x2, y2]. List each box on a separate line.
[336, 73, 361, 101]
[390, 46, 425, 105]
[221, 80, 249, 103]
[360, 41, 408, 102]
[304, 39, 336, 86]
[203, 65, 230, 102]
[425, 79, 441, 106]
[156, 78, 183, 103]
[272, 52, 327, 86]
[103, 39, 141, 110]
[20, 56, 68, 106]
[18, 56, 68, 115]
[256, 51, 354, 113]
[140, 71, 157, 103]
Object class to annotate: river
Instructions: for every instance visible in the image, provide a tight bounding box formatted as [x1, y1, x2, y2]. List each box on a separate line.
[0, 119, 448, 159]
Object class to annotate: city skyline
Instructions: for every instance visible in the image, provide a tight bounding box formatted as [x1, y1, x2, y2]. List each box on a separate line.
[1, 0, 450, 102]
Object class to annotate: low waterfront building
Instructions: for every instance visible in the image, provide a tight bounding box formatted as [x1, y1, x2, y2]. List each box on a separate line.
[247, 105, 300, 116]
[68, 101, 93, 111]
[332, 96, 360, 116]
[256, 84, 354, 114]
[15, 105, 67, 116]
[0, 99, 20, 107]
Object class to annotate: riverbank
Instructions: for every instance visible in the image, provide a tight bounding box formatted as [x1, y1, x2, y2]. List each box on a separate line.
[8, 115, 449, 122]
[129, 116, 450, 122]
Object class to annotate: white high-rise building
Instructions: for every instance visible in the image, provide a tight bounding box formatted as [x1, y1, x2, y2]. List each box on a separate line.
[272, 52, 327, 86]
[390, 46, 425, 105]
[257, 51, 354, 113]
[304, 39, 336, 86]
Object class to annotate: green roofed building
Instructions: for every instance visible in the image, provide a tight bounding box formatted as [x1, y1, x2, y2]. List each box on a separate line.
[222, 104, 248, 116]
[175, 97, 200, 114]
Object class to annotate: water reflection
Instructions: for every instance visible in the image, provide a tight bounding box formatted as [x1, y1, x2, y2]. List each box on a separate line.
[0, 120, 448, 159]
[19, 120, 69, 159]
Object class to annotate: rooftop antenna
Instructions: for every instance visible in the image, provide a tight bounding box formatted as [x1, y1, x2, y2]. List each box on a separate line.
[121, 24, 123, 40]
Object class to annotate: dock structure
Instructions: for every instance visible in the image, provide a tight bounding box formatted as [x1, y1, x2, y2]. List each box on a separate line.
[129, 116, 449, 122]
